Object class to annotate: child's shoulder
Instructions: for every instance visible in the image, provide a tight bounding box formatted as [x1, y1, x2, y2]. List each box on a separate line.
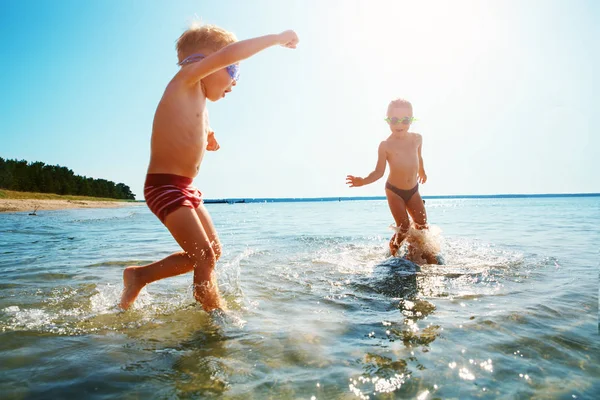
[408, 132, 423, 142]
[160, 76, 207, 108]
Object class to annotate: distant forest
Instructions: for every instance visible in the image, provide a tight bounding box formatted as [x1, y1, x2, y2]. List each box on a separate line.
[0, 157, 135, 200]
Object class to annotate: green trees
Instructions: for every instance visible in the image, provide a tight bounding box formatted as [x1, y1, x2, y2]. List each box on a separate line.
[0, 157, 135, 200]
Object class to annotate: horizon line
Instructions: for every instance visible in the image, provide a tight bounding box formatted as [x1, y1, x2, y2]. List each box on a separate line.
[198, 192, 600, 204]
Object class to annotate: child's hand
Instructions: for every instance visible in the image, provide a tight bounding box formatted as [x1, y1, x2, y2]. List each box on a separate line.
[418, 170, 427, 184]
[207, 131, 220, 151]
[346, 175, 364, 187]
[277, 30, 299, 49]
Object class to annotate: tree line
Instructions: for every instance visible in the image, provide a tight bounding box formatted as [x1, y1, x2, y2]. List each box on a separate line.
[0, 157, 135, 200]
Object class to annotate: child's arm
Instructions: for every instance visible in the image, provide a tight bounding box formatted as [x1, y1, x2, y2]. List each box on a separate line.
[417, 134, 427, 184]
[177, 30, 299, 86]
[346, 142, 387, 187]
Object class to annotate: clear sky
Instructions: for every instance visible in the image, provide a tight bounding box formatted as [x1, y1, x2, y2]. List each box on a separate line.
[1, 0, 598, 199]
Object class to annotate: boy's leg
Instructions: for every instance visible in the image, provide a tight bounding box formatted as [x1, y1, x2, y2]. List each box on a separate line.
[120, 206, 220, 311]
[386, 190, 410, 256]
[164, 206, 221, 310]
[405, 192, 438, 264]
[195, 204, 222, 260]
[120, 251, 195, 309]
[194, 204, 224, 308]
[406, 191, 428, 229]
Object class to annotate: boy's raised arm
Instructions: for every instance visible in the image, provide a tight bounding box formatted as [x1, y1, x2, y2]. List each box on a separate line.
[177, 30, 299, 86]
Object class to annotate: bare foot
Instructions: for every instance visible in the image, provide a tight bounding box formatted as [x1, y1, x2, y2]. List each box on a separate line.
[119, 267, 146, 310]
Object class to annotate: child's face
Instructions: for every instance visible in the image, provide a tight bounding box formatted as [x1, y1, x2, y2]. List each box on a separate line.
[203, 67, 237, 102]
[386, 106, 413, 134]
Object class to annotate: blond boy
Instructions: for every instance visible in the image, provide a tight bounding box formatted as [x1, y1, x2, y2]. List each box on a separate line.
[120, 25, 299, 311]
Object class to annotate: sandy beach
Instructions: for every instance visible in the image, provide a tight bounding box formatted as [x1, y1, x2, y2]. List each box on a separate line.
[0, 199, 143, 213]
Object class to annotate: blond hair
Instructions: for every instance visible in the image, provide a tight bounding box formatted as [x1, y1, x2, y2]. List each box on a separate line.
[388, 98, 413, 113]
[176, 24, 237, 63]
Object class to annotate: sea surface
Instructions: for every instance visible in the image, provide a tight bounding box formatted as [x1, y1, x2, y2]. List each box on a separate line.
[0, 197, 598, 399]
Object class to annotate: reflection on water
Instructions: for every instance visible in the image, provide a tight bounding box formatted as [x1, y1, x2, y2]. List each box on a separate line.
[345, 257, 441, 398]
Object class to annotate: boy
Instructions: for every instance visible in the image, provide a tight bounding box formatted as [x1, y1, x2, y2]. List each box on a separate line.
[119, 25, 299, 311]
[346, 99, 437, 263]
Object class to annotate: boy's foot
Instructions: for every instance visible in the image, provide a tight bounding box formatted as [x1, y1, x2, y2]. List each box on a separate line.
[119, 266, 145, 310]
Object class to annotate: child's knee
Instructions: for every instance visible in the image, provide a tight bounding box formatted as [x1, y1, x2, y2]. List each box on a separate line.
[212, 240, 222, 261]
[187, 245, 216, 267]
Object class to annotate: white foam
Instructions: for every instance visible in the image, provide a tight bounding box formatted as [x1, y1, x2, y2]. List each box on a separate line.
[2, 305, 53, 330]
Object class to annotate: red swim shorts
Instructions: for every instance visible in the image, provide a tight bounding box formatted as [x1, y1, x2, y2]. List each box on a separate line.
[144, 174, 202, 224]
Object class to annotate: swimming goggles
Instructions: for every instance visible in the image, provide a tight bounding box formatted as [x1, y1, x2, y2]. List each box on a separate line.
[384, 116, 418, 125]
[178, 53, 240, 81]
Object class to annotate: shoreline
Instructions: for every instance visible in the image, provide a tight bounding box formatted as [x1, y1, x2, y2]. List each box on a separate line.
[0, 199, 143, 213]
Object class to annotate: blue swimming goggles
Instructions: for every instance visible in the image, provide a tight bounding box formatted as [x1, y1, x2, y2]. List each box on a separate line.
[178, 53, 240, 81]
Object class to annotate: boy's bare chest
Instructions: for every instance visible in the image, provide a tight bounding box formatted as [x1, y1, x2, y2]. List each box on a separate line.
[387, 140, 418, 159]
[182, 107, 210, 140]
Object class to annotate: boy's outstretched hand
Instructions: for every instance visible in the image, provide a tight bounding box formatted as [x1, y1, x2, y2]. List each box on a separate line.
[277, 30, 299, 49]
[207, 131, 220, 151]
[346, 175, 364, 187]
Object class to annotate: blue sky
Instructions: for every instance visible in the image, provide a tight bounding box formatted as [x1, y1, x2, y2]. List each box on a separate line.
[1, 0, 598, 199]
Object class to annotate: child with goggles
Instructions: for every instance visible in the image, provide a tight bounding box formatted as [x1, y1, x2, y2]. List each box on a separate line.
[347, 99, 437, 264]
[120, 24, 299, 311]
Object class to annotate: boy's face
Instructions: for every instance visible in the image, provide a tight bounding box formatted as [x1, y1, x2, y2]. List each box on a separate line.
[386, 106, 413, 134]
[203, 67, 237, 101]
